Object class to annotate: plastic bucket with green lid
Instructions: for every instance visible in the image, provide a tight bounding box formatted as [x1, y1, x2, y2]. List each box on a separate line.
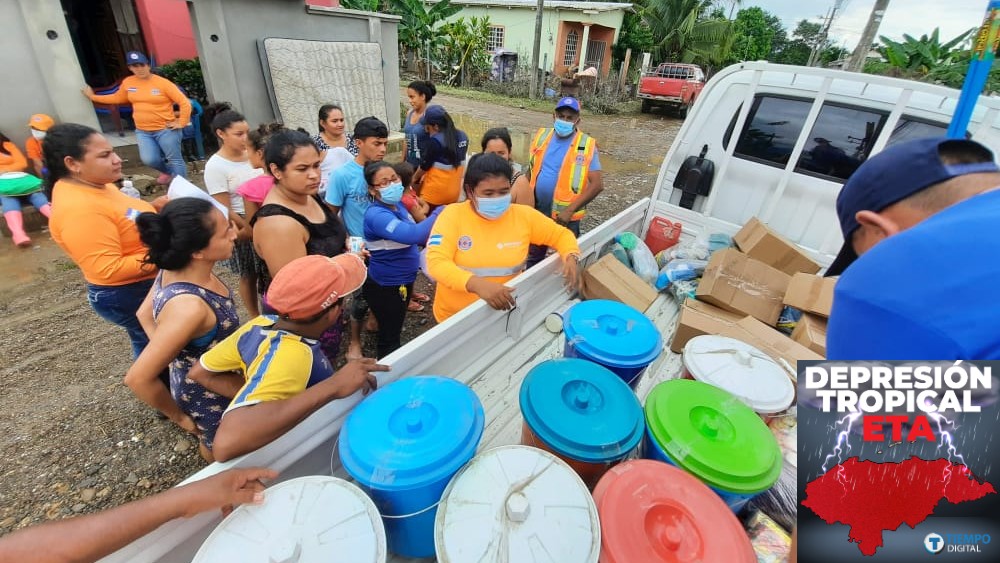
[642, 379, 782, 513]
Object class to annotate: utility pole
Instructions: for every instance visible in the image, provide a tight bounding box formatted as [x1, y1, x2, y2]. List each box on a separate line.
[807, 0, 843, 67]
[529, 0, 544, 98]
[847, 0, 891, 72]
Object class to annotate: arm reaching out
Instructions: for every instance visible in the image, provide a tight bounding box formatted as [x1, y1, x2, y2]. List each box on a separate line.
[0, 467, 278, 563]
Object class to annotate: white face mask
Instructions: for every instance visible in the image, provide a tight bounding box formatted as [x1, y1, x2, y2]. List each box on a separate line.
[31, 130, 46, 140]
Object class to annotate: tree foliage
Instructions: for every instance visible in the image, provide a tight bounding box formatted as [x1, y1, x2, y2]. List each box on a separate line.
[435, 16, 493, 86]
[727, 7, 781, 64]
[877, 28, 973, 74]
[390, 0, 462, 57]
[156, 58, 206, 104]
[642, 0, 734, 68]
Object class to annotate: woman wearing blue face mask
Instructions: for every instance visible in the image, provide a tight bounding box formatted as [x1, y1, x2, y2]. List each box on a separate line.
[362, 161, 443, 357]
[426, 153, 581, 322]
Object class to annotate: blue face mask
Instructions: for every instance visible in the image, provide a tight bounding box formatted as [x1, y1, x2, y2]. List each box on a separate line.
[378, 182, 404, 204]
[476, 193, 512, 220]
[553, 118, 575, 137]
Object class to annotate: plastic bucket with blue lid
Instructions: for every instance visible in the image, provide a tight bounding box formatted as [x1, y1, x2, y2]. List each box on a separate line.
[434, 445, 600, 562]
[643, 379, 782, 513]
[562, 299, 662, 388]
[519, 358, 644, 489]
[339, 376, 485, 558]
[193, 475, 387, 563]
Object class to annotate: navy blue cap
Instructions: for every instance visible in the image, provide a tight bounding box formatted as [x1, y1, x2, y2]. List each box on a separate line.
[827, 137, 999, 276]
[420, 104, 448, 126]
[555, 96, 581, 113]
[125, 51, 150, 66]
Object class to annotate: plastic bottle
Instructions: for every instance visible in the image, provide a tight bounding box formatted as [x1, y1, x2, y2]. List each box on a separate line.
[609, 243, 632, 269]
[121, 179, 141, 199]
[655, 259, 708, 290]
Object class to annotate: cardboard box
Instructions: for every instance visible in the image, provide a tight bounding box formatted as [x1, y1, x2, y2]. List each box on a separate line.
[696, 248, 790, 325]
[581, 254, 658, 312]
[791, 313, 827, 356]
[783, 273, 836, 318]
[671, 299, 744, 353]
[734, 217, 821, 276]
[722, 316, 824, 374]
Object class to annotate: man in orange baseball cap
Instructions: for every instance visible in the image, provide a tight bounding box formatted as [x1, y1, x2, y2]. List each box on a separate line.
[188, 254, 389, 461]
[25, 114, 55, 177]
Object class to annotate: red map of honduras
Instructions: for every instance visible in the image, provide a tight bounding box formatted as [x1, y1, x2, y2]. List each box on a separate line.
[802, 456, 996, 556]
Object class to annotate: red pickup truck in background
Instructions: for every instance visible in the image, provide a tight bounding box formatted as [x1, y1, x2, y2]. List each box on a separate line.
[638, 63, 706, 117]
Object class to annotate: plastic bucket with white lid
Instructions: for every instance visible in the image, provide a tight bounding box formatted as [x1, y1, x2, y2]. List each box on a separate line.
[682, 334, 795, 419]
[434, 445, 600, 562]
[193, 475, 387, 563]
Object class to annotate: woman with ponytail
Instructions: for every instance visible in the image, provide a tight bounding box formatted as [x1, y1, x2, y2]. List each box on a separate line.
[203, 102, 263, 317]
[47, 123, 160, 361]
[128, 197, 238, 459]
[411, 105, 468, 208]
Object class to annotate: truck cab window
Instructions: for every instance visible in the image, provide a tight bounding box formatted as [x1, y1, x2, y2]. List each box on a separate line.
[727, 96, 812, 167]
[886, 119, 948, 147]
[797, 104, 887, 181]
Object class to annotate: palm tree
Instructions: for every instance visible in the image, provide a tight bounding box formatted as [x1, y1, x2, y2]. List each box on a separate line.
[642, 0, 735, 67]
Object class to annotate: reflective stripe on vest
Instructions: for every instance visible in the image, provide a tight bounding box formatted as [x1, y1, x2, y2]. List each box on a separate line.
[366, 238, 410, 252]
[527, 128, 596, 221]
[460, 261, 526, 277]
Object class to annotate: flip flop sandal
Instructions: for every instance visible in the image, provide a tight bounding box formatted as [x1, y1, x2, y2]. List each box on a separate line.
[407, 301, 426, 312]
[412, 292, 431, 303]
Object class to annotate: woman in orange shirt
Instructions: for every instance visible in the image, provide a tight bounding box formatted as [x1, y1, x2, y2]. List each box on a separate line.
[0, 130, 51, 247]
[426, 153, 580, 322]
[82, 51, 191, 182]
[45, 123, 160, 361]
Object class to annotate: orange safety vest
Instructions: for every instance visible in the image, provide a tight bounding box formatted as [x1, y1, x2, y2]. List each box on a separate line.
[527, 128, 597, 222]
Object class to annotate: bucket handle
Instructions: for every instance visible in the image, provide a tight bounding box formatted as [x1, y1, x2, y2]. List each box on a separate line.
[331, 436, 468, 520]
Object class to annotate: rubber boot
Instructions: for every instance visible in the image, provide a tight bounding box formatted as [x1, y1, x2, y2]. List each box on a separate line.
[4, 211, 31, 247]
[38, 203, 52, 218]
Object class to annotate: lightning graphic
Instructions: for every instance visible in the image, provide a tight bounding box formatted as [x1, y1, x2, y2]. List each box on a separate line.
[823, 411, 862, 475]
[921, 397, 967, 483]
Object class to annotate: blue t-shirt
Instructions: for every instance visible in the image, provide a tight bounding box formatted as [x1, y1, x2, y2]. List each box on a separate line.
[533, 132, 601, 215]
[827, 188, 1000, 360]
[324, 160, 369, 236]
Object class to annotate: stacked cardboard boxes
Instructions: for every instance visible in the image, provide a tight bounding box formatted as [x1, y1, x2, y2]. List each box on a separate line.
[674, 217, 830, 371]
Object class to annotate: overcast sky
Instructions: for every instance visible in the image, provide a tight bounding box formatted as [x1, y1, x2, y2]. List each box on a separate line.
[748, 0, 990, 50]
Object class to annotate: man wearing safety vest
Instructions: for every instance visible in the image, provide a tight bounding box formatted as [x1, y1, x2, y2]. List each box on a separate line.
[526, 97, 603, 267]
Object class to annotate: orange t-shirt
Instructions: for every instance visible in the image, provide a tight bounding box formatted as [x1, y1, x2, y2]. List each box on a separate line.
[90, 75, 192, 132]
[0, 142, 28, 174]
[24, 137, 43, 161]
[50, 179, 157, 286]
[427, 202, 580, 322]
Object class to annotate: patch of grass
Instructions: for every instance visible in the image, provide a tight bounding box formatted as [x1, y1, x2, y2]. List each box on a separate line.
[436, 85, 555, 113]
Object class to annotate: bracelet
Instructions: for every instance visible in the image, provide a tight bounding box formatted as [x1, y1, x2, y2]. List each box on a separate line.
[567, 252, 581, 262]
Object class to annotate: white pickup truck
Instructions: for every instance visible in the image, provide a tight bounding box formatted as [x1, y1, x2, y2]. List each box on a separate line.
[103, 62, 1000, 562]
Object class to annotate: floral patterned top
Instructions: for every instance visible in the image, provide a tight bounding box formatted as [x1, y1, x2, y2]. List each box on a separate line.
[152, 273, 239, 449]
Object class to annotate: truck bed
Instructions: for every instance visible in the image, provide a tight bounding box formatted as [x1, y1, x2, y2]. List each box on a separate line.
[102, 199, 683, 562]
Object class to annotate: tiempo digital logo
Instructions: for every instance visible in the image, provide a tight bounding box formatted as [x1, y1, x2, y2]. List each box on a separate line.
[925, 533, 945, 554]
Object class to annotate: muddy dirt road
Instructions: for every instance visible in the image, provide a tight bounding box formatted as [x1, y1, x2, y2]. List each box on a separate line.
[0, 92, 680, 535]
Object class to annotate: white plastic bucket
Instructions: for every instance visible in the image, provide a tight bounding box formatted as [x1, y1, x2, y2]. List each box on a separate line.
[682, 335, 795, 419]
[434, 445, 600, 562]
[193, 475, 387, 563]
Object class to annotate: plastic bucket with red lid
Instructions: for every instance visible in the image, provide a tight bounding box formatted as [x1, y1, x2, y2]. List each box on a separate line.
[592, 459, 755, 563]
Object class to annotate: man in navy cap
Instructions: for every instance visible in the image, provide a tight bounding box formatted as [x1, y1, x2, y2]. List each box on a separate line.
[826, 137, 1000, 360]
[525, 96, 604, 267]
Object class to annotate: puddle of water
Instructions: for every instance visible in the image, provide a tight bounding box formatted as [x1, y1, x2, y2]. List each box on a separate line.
[450, 113, 534, 165]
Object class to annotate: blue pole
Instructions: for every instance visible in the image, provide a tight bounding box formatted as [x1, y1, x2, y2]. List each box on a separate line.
[948, 1, 1000, 138]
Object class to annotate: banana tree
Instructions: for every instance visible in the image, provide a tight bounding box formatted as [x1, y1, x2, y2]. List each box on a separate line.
[390, 0, 462, 72]
[878, 28, 974, 74]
